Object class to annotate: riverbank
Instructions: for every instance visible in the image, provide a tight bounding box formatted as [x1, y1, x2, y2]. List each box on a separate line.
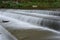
[0, 1, 60, 9]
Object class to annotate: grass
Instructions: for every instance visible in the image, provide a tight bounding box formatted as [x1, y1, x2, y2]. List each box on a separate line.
[0, 1, 60, 9]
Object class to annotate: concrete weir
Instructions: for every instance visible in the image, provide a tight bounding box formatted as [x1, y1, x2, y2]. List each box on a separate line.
[0, 9, 60, 40]
[1, 10, 60, 21]
[0, 10, 60, 31]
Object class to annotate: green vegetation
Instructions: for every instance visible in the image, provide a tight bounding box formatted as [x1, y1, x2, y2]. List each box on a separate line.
[0, 0, 60, 9]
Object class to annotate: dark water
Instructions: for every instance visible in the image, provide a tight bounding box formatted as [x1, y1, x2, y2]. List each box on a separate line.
[8, 30, 60, 40]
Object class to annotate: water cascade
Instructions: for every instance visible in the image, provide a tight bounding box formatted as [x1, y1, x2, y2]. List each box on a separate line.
[0, 11, 60, 31]
[4, 10, 60, 16]
[0, 9, 60, 40]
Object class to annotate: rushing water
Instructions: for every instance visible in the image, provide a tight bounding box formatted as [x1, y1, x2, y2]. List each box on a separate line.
[0, 14, 59, 33]
[0, 10, 60, 31]
[0, 9, 60, 40]
[3, 9, 60, 16]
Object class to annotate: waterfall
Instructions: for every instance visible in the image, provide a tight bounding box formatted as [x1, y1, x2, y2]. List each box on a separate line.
[0, 13, 60, 33]
[0, 9, 60, 40]
[0, 11, 60, 31]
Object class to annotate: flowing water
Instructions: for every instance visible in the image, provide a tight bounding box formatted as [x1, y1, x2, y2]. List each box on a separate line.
[0, 9, 60, 40]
